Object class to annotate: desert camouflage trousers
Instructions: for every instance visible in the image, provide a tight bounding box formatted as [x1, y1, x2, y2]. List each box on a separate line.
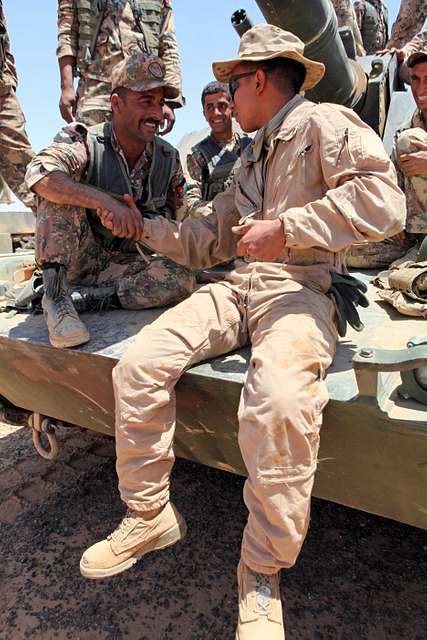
[75, 76, 112, 126]
[0, 89, 35, 209]
[35, 199, 196, 309]
[114, 264, 337, 573]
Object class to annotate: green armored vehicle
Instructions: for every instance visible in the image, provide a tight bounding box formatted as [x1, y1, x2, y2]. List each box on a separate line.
[0, 0, 426, 532]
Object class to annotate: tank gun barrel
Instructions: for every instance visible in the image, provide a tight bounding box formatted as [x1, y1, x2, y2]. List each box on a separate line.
[231, 9, 254, 38]
[254, 0, 367, 111]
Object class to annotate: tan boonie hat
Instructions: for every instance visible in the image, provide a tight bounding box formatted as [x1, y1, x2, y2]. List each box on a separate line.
[212, 23, 325, 92]
[111, 52, 179, 99]
[407, 49, 427, 68]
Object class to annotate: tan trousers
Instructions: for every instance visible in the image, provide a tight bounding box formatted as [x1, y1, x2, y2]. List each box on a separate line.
[113, 264, 337, 574]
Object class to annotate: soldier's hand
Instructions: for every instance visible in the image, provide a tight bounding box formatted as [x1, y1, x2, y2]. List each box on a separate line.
[59, 87, 77, 124]
[376, 47, 405, 62]
[159, 104, 176, 135]
[399, 141, 427, 176]
[232, 219, 285, 261]
[96, 194, 143, 240]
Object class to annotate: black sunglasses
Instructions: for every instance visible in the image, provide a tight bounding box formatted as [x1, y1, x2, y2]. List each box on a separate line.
[228, 71, 257, 100]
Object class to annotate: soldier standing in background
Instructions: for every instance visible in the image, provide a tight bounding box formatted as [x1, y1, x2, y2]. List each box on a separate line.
[185, 81, 251, 218]
[25, 54, 194, 349]
[330, 0, 366, 55]
[0, 1, 35, 209]
[354, 0, 389, 53]
[57, 0, 184, 133]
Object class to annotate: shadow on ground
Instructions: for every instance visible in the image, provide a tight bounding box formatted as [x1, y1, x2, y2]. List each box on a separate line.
[0, 424, 425, 640]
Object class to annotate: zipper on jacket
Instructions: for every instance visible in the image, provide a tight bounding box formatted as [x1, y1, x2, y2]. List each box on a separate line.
[337, 128, 349, 162]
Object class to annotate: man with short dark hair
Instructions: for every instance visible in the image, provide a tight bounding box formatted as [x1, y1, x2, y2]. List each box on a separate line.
[25, 53, 194, 349]
[81, 25, 405, 639]
[185, 80, 251, 218]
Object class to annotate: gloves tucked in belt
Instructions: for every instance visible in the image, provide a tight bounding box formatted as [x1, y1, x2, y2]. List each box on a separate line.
[328, 272, 369, 337]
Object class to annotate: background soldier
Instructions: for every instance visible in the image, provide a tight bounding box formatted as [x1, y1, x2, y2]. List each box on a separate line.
[330, 0, 366, 55]
[57, 0, 184, 133]
[0, 1, 35, 209]
[354, 0, 389, 53]
[25, 53, 194, 349]
[80, 25, 405, 639]
[185, 81, 251, 218]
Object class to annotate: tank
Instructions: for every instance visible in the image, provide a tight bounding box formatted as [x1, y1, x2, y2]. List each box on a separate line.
[0, 1, 426, 532]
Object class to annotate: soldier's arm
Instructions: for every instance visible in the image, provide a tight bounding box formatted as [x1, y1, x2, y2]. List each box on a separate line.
[402, 29, 427, 60]
[387, 0, 425, 49]
[26, 126, 142, 239]
[277, 108, 406, 252]
[57, 0, 78, 122]
[159, 7, 184, 109]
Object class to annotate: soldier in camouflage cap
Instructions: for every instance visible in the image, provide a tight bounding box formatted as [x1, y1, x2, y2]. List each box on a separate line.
[0, 1, 35, 210]
[26, 52, 194, 349]
[57, 0, 184, 133]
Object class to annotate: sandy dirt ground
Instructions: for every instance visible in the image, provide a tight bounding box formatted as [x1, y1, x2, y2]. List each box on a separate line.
[0, 421, 426, 640]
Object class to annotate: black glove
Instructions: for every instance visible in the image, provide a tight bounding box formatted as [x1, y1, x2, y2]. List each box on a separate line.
[328, 272, 369, 337]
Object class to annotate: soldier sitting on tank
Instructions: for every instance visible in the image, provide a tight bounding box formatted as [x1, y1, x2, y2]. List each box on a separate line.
[348, 46, 427, 268]
[393, 50, 427, 242]
[185, 81, 251, 218]
[25, 53, 195, 349]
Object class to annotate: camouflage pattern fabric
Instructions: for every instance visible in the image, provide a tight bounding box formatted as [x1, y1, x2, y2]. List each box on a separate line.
[402, 29, 427, 59]
[353, 0, 388, 52]
[393, 111, 427, 234]
[185, 132, 244, 219]
[57, 0, 184, 127]
[35, 199, 195, 309]
[26, 122, 187, 218]
[346, 234, 414, 268]
[387, 0, 427, 49]
[330, 0, 366, 55]
[0, 2, 35, 208]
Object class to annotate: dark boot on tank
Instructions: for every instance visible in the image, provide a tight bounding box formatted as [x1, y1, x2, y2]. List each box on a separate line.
[70, 284, 118, 313]
[41, 264, 90, 348]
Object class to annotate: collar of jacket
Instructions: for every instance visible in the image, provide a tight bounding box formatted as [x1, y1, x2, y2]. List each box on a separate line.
[243, 94, 305, 167]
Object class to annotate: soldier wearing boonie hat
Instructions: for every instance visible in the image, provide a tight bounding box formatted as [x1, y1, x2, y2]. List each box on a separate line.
[25, 51, 193, 350]
[80, 23, 405, 640]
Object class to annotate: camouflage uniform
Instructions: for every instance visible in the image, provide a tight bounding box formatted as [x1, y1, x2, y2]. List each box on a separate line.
[57, 0, 184, 126]
[330, 0, 366, 55]
[387, 0, 427, 49]
[0, 1, 35, 209]
[393, 110, 427, 235]
[348, 108, 427, 268]
[185, 132, 249, 218]
[353, 0, 389, 53]
[402, 29, 427, 59]
[26, 123, 195, 309]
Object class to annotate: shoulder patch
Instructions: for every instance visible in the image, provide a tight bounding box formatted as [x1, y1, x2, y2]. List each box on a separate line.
[53, 123, 88, 145]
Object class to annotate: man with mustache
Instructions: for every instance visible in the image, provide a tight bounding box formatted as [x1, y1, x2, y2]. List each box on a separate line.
[25, 53, 194, 349]
[81, 25, 405, 638]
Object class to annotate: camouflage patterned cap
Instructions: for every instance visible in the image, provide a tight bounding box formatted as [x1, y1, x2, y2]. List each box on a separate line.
[212, 24, 325, 92]
[111, 52, 179, 99]
[407, 49, 427, 68]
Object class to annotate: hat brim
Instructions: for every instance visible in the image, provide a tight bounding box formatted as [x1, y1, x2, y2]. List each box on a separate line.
[212, 49, 325, 92]
[118, 80, 179, 100]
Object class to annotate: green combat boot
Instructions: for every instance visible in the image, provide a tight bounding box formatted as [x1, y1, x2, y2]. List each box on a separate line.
[236, 560, 285, 639]
[42, 264, 90, 348]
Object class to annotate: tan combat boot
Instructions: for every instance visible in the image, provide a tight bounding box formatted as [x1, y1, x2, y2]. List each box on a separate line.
[42, 265, 89, 348]
[236, 559, 285, 639]
[80, 502, 187, 580]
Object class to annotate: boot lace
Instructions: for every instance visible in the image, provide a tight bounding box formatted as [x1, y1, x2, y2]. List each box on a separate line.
[108, 509, 136, 543]
[55, 294, 79, 322]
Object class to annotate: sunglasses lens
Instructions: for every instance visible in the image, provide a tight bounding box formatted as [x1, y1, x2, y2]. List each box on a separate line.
[229, 79, 236, 100]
